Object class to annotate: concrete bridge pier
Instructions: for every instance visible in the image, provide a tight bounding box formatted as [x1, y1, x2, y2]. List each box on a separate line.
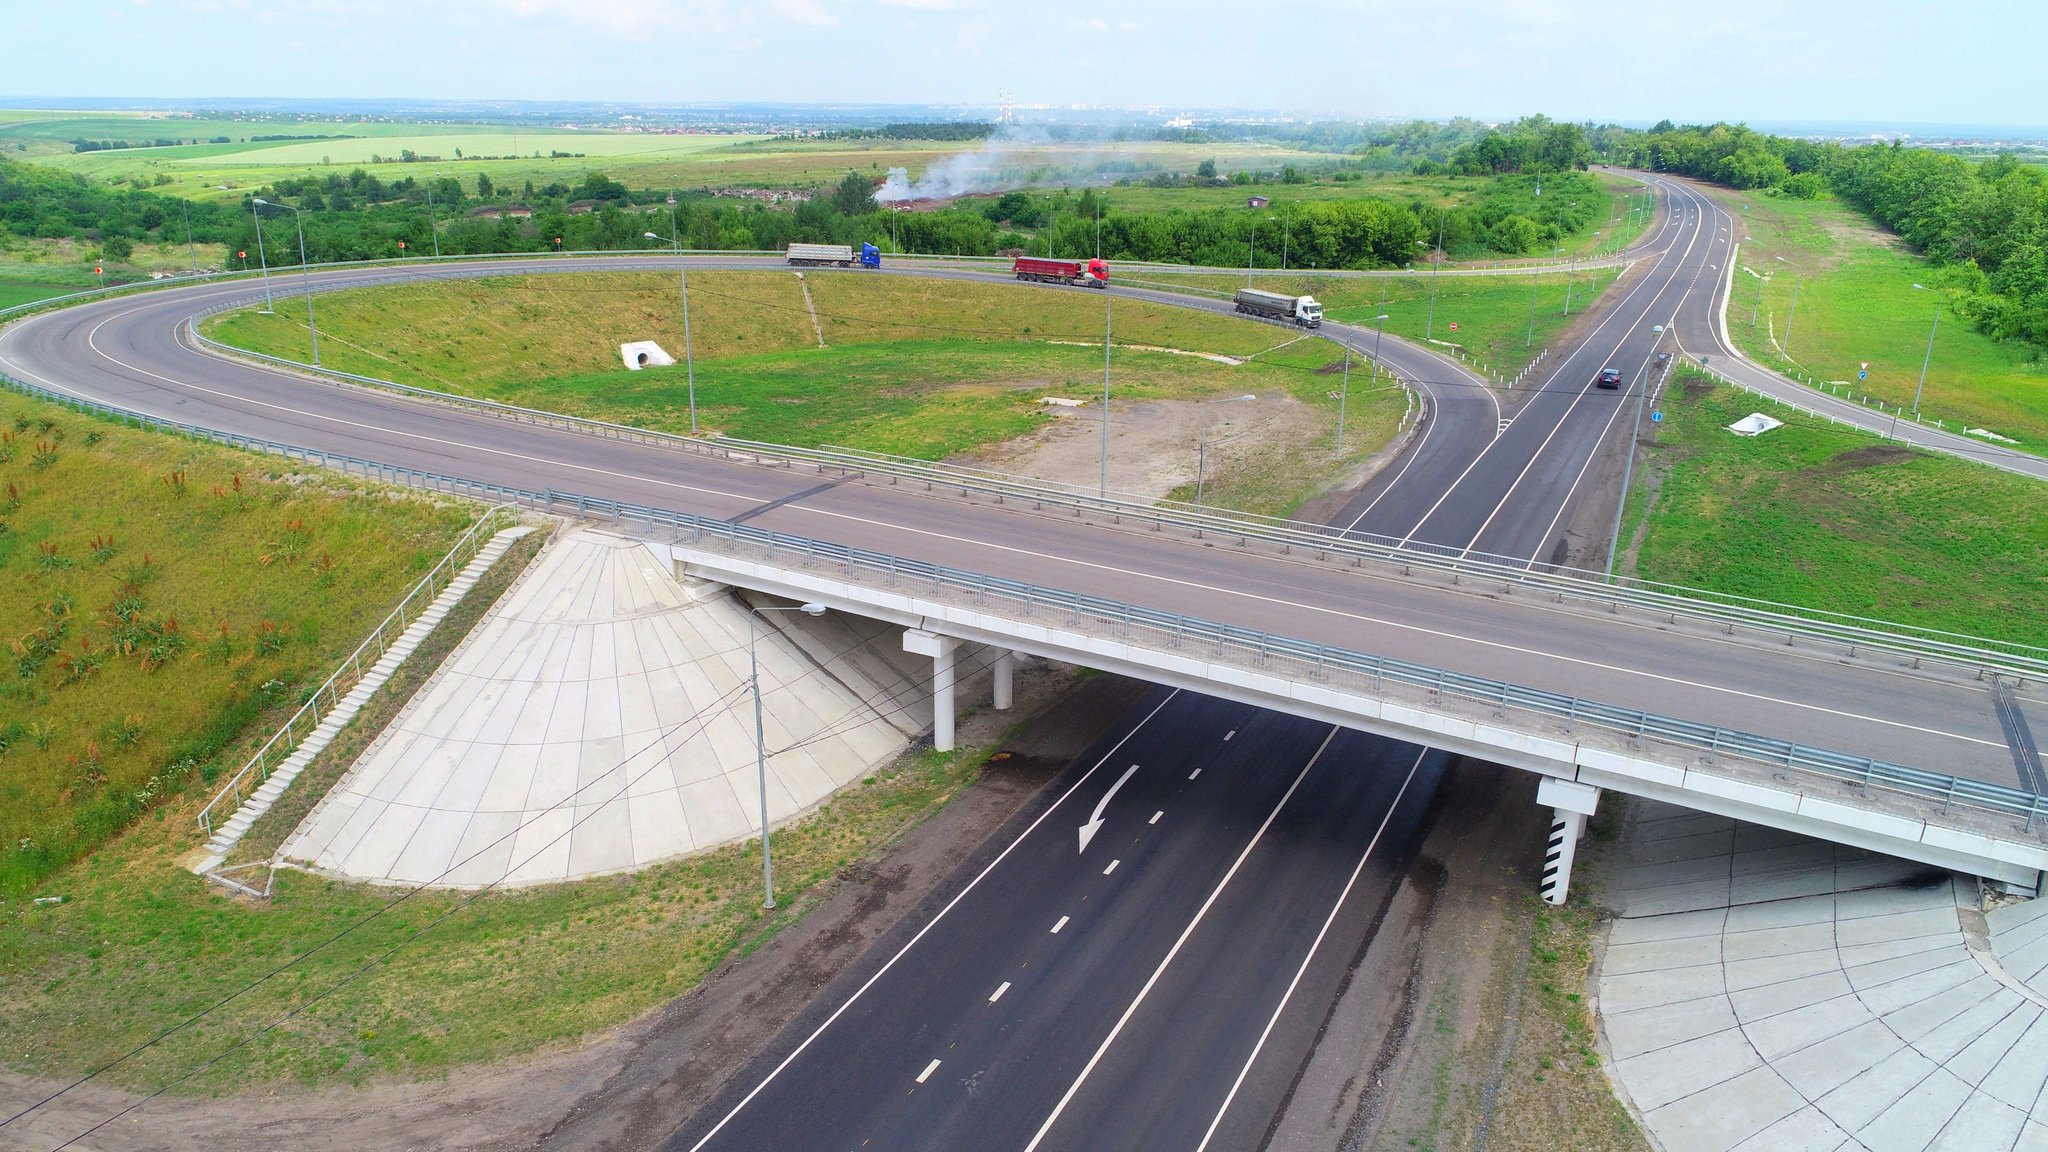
[1538, 777, 1602, 904]
[993, 650, 1015, 711]
[904, 629, 960, 751]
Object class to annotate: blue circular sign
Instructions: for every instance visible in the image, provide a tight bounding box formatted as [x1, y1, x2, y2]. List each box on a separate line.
[1858, 370, 1868, 380]
[1651, 411, 1663, 423]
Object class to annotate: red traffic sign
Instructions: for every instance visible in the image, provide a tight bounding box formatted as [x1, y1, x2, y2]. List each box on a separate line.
[398, 240, 407, 249]
[1448, 322, 1458, 331]
[94, 266, 102, 275]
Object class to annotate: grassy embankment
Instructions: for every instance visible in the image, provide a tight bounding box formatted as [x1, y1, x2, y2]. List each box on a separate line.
[0, 685, 1041, 1090]
[205, 270, 1411, 517]
[0, 394, 472, 896]
[1137, 265, 1626, 381]
[1616, 371, 2048, 649]
[1713, 187, 2048, 455]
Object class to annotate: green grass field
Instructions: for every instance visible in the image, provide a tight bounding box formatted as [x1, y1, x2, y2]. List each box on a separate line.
[0, 702, 1038, 1090]
[0, 394, 472, 895]
[206, 271, 1410, 516]
[1618, 373, 2048, 648]
[0, 279, 80, 309]
[1713, 188, 2048, 455]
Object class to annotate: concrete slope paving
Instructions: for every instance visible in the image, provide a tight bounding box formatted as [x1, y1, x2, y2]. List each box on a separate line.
[1601, 800, 2048, 1152]
[281, 527, 989, 887]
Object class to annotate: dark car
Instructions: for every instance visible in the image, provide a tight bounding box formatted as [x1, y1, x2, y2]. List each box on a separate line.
[1597, 367, 1624, 389]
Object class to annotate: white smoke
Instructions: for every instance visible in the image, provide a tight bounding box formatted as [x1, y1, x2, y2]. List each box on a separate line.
[874, 127, 1116, 203]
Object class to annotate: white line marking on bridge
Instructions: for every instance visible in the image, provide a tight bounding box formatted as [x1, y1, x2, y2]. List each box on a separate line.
[916, 1059, 941, 1084]
[1224, 730, 1235, 741]
[1189, 768, 1202, 780]
[1050, 915, 1069, 934]
[1103, 859, 1120, 875]
[989, 981, 1011, 1004]
[1150, 811, 1163, 825]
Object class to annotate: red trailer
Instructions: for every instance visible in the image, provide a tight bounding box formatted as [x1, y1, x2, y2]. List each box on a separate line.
[1012, 256, 1109, 288]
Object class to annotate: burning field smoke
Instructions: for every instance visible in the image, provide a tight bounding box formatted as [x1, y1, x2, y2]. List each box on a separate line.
[875, 127, 1114, 204]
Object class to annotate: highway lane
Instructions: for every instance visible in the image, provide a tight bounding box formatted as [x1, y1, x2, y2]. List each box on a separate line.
[663, 691, 1446, 1152]
[0, 249, 2023, 787]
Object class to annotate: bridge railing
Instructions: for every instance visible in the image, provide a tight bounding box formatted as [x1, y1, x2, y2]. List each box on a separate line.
[182, 305, 2048, 682]
[1, 361, 2040, 844]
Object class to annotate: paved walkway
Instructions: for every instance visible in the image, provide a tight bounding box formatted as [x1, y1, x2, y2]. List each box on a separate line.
[282, 528, 973, 887]
[1600, 801, 2048, 1152]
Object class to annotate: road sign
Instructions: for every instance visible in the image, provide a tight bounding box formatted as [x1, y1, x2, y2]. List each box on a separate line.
[1448, 322, 1459, 331]
[1858, 370, 1868, 380]
[1652, 411, 1663, 423]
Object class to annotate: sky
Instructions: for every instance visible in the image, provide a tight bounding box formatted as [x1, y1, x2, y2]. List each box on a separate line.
[4, 0, 2042, 127]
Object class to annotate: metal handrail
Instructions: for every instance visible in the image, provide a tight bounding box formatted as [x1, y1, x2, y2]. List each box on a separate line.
[2, 362, 2038, 843]
[194, 504, 515, 835]
[181, 307, 2048, 680]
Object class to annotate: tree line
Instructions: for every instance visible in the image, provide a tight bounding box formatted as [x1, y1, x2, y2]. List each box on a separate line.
[1600, 122, 2048, 346]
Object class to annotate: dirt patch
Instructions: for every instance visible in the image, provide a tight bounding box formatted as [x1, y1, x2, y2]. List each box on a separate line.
[952, 390, 1322, 502]
[1827, 443, 1915, 471]
[0, 671, 1145, 1152]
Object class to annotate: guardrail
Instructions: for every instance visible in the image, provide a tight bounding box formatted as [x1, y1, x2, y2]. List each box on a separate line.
[181, 308, 2048, 682]
[195, 504, 517, 836]
[1, 362, 2039, 843]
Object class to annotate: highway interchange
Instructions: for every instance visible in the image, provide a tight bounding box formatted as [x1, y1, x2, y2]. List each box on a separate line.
[0, 173, 2037, 1149]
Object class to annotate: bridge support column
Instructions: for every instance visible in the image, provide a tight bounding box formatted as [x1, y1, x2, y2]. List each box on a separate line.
[1536, 778, 1601, 905]
[904, 629, 960, 752]
[993, 651, 1015, 711]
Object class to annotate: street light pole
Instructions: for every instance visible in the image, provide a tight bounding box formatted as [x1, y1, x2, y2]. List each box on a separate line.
[1530, 251, 1560, 348]
[1890, 285, 1941, 440]
[647, 203, 698, 434]
[1424, 216, 1445, 341]
[1247, 221, 1257, 287]
[1100, 289, 1112, 496]
[254, 198, 317, 366]
[1336, 341, 1351, 455]
[1195, 394, 1255, 504]
[426, 178, 441, 259]
[250, 200, 274, 313]
[745, 601, 827, 910]
[182, 199, 197, 274]
[1776, 256, 1800, 357]
[1605, 323, 1665, 581]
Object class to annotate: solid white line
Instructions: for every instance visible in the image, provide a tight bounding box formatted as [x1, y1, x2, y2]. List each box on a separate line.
[1051, 916, 1069, 934]
[1193, 748, 1428, 1151]
[1224, 730, 1235, 741]
[989, 982, 1011, 1004]
[1020, 726, 1342, 1152]
[916, 1059, 941, 1085]
[678, 690, 1181, 1152]
[1149, 811, 1163, 825]
[1103, 859, 1119, 875]
[1188, 768, 1202, 780]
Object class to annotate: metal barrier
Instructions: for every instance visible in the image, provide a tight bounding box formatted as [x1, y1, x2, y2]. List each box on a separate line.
[180, 307, 2048, 682]
[2, 363, 2040, 842]
[195, 505, 517, 835]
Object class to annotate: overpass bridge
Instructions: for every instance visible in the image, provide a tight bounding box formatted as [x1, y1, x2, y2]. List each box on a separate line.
[3, 213, 2044, 901]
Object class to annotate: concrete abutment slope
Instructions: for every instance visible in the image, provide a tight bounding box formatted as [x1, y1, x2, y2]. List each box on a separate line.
[279, 527, 1001, 887]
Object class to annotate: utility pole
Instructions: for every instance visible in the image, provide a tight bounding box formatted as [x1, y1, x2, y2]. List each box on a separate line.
[1100, 289, 1112, 496]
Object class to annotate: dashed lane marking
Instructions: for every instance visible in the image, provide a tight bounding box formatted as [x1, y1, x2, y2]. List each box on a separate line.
[989, 982, 1011, 1004]
[1050, 916, 1069, 934]
[916, 1059, 940, 1085]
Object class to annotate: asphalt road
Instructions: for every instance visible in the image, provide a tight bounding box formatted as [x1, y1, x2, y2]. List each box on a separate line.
[661, 690, 1448, 1152]
[0, 209, 2021, 784]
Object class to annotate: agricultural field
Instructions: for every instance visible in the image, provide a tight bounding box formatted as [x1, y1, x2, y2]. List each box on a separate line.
[0, 393, 473, 896]
[205, 270, 1411, 516]
[1616, 373, 2048, 649]
[1711, 187, 2048, 455]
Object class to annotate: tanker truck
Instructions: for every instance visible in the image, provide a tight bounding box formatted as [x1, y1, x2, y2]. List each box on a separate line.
[1234, 287, 1323, 328]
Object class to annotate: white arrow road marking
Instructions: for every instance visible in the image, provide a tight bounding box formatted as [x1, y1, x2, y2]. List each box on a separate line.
[1078, 763, 1141, 854]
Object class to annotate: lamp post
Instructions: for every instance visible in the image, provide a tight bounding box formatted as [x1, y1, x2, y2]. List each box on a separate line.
[249, 199, 274, 313]
[1247, 219, 1258, 286]
[1531, 249, 1562, 347]
[1564, 250, 1578, 317]
[252, 198, 317, 366]
[1775, 256, 1801, 357]
[646, 201, 699, 434]
[1746, 266, 1765, 326]
[745, 601, 827, 910]
[1195, 394, 1256, 506]
[1605, 323, 1665, 580]
[1340, 314, 1388, 455]
[1100, 288, 1112, 496]
[425, 177, 441, 259]
[1423, 213, 1446, 341]
[1889, 284, 1941, 440]
[182, 198, 197, 275]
